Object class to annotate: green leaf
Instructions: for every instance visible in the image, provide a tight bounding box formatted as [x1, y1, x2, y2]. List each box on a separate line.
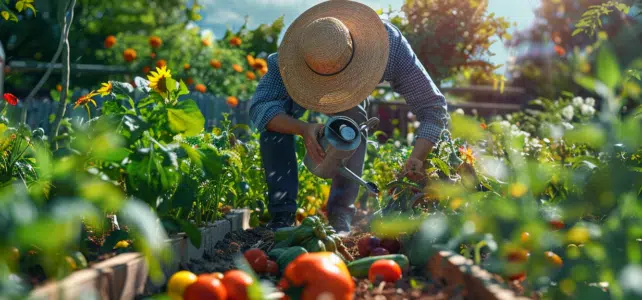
[118, 199, 168, 252]
[167, 100, 204, 136]
[432, 157, 451, 177]
[572, 28, 583, 36]
[165, 77, 177, 93]
[564, 124, 607, 149]
[99, 147, 131, 162]
[574, 74, 597, 93]
[596, 44, 621, 89]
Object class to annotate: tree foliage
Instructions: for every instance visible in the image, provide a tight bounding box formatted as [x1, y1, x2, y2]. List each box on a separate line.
[398, 0, 513, 85]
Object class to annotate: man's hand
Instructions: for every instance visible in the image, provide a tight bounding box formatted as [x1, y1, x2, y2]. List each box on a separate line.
[403, 138, 435, 182]
[404, 157, 425, 181]
[303, 123, 325, 163]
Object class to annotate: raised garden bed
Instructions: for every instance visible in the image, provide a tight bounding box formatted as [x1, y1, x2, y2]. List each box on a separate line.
[27, 209, 250, 300]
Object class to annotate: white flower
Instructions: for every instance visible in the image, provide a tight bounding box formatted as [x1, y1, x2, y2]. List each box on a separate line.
[454, 108, 465, 115]
[561, 122, 574, 130]
[506, 114, 513, 121]
[413, 121, 420, 128]
[585, 97, 596, 107]
[407, 111, 415, 119]
[471, 109, 478, 115]
[561, 105, 574, 121]
[499, 121, 511, 131]
[394, 141, 401, 148]
[407, 133, 414, 145]
[580, 104, 596, 116]
[572, 96, 584, 106]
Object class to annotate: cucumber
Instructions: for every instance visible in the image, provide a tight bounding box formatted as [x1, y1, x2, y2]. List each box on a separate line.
[293, 226, 315, 244]
[324, 224, 337, 235]
[276, 246, 308, 274]
[268, 248, 287, 260]
[303, 237, 326, 252]
[273, 234, 295, 249]
[301, 217, 317, 227]
[274, 227, 298, 242]
[321, 236, 336, 252]
[347, 254, 409, 278]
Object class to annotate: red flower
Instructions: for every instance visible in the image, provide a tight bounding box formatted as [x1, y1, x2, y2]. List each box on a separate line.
[3, 93, 18, 106]
[554, 45, 566, 57]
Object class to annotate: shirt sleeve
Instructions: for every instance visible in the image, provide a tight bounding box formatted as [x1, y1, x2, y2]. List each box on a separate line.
[248, 53, 290, 133]
[385, 23, 449, 144]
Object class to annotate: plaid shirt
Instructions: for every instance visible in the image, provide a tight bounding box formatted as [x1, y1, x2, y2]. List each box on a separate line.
[249, 20, 448, 144]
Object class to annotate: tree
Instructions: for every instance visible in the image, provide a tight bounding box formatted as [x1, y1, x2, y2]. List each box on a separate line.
[395, 0, 513, 85]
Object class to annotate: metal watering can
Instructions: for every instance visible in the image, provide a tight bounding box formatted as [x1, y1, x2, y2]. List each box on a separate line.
[303, 116, 380, 196]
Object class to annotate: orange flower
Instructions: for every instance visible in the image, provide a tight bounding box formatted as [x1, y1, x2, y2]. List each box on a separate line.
[259, 66, 268, 75]
[551, 31, 562, 44]
[123, 48, 137, 62]
[459, 146, 475, 165]
[232, 64, 243, 73]
[149, 36, 162, 48]
[554, 45, 566, 57]
[202, 38, 212, 47]
[195, 84, 207, 93]
[142, 66, 151, 74]
[246, 71, 256, 80]
[185, 78, 194, 85]
[56, 84, 62, 92]
[184, 63, 191, 71]
[155, 59, 167, 68]
[226, 96, 239, 108]
[73, 90, 99, 109]
[247, 55, 255, 66]
[480, 123, 487, 130]
[150, 52, 157, 59]
[210, 59, 222, 69]
[104, 35, 117, 49]
[229, 36, 242, 46]
[252, 58, 267, 70]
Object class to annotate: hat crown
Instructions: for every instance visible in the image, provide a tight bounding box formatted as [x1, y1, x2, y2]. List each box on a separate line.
[300, 17, 353, 75]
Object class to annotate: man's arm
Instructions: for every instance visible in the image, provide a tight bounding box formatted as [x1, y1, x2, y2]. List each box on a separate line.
[249, 54, 326, 162]
[385, 22, 449, 161]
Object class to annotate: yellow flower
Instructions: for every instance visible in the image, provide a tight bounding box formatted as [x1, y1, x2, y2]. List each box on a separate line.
[147, 65, 172, 94]
[459, 146, 475, 165]
[74, 91, 99, 109]
[1, 11, 10, 21]
[97, 81, 113, 96]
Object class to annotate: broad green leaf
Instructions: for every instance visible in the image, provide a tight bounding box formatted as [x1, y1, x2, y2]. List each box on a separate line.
[119, 198, 168, 252]
[177, 80, 189, 97]
[574, 74, 597, 93]
[167, 100, 205, 136]
[564, 124, 606, 150]
[450, 113, 484, 141]
[596, 44, 621, 89]
[0, 124, 7, 135]
[432, 157, 451, 177]
[165, 77, 177, 93]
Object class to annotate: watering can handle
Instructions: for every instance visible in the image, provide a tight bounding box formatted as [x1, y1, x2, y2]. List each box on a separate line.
[360, 118, 379, 133]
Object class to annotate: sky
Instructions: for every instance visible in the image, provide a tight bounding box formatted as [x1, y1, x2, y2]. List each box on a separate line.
[198, 0, 541, 74]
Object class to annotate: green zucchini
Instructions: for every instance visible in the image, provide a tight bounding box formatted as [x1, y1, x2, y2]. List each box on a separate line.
[276, 246, 308, 274]
[272, 234, 295, 249]
[274, 227, 298, 242]
[347, 254, 409, 278]
[303, 237, 326, 252]
[301, 217, 316, 227]
[268, 248, 287, 261]
[324, 224, 337, 235]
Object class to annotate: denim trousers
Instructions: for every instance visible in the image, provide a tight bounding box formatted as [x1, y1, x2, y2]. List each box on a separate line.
[259, 100, 369, 219]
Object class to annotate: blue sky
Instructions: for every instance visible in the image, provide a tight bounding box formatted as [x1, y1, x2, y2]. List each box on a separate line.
[198, 0, 541, 74]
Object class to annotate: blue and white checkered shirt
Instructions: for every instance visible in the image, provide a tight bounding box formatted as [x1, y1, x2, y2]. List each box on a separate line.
[249, 20, 448, 144]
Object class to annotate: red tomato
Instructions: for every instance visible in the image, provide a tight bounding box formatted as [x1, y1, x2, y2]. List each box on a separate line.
[507, 272, 526, 282]
[368, 259, 402, 283]
[549, 220, 565, 230]
[266, 260, 278, 276]
[183, 275, 227, 300]
[243, 248, 268, 273]
[222, 270, 254, 300]
[506, 249, 529, 262]
[210, 272, 224, 280]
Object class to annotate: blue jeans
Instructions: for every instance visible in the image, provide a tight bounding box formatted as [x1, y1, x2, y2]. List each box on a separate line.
[259, 101, 369, 219]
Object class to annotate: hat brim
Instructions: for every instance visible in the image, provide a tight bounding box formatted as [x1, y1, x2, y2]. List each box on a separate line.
[278, 0, 389, 114]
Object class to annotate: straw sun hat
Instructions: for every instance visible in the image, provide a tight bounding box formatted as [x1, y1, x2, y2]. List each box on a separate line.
[277, 0, 389, 114]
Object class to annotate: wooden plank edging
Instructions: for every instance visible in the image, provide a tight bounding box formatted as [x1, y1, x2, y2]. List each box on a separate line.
[426, 250, 531, 300]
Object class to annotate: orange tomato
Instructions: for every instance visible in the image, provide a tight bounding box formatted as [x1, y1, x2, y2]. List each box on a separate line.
[184, 275, 227, 300]
[229, 36, 242, 46]
[221, 270, 253, 300]
[243, 248, 268, 273]
[281, 252, 354, 300]
[368, 259, 402, 283]
[506, 248, 529, 262]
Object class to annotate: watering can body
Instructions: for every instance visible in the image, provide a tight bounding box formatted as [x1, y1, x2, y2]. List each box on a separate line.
[303, 116, 380, 195]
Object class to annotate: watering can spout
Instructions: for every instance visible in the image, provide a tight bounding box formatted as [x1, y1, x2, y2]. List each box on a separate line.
[338, 166, 379, 196]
